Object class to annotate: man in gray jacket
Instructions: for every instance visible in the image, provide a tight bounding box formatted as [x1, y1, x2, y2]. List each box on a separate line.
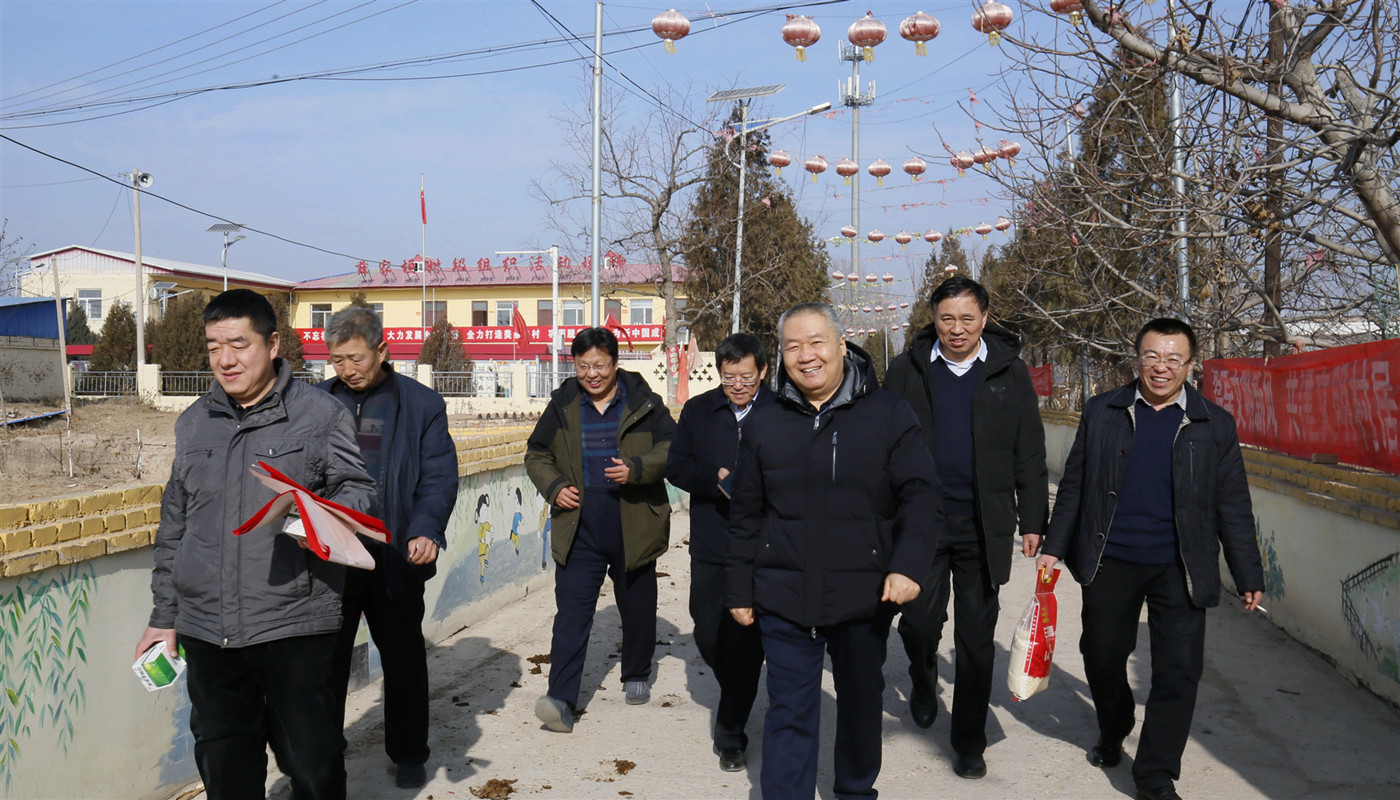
[135, 290, 375, 800]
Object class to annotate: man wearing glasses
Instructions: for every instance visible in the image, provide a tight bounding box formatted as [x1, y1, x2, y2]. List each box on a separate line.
[1037, 318, 1264, 800]
[666, 333, 774, 772]
[526, 327, 676, 733]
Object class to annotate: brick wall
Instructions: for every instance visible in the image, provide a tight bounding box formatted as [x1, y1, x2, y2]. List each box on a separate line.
[0, 335, 64, 403]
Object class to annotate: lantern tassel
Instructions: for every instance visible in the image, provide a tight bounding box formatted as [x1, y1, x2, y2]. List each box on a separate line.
[844, 176, 851, 186]
[989, 32, 1001, 46]
[811, 173, 819, 183]
[916, 41, 927, 57]
[796, 46, 807, 62]
[877, 176, 885, 186]
[664, 40, 676, 54]
[863, 46, 875, 62]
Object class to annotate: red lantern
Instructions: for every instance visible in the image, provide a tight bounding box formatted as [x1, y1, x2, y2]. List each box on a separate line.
[865, 273, 879, 284]
[847, 272, 861, 283]
[1050, 0, 1084, 25]
[899, 301, 910, 309]
[995, 216, 1012, 234]
[903, 156, 927, 183]
[943, 263, 959, 275]
[845, 328, 856, 336]
[840, 225, 857, 239]
[832, 270, 846, 281]
[769, 149, 792, 175]
[651, 9, 690, 53]
[975, 221, 994, 238]
[862, 305, 874, 314]
[950, 150, 975, 176]
[804, 154, 828, 182]
[867, 158, 892, 186]
[973, 145, 998, 165]
[971, 1, 1014, 45]
[999, 139, 1022, 166]
[894, 232, 912, 250]
[924, 229, 943, 244]
[847, 11, 887, 61]
[835, 158, 859, 185]
[782, 15, 821, 62]
[899, 11, 941, 56]
[882, 272, 896, 283]
[867, 231, 885, 245]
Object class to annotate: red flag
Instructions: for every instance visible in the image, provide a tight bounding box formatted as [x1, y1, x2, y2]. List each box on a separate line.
[604, 314, 634, 352]
[420, 183, 427, 224]
[512, 305, 529, 343]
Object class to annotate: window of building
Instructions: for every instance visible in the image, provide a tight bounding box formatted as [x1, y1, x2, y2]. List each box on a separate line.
[471, 301, 488, 327]
[496, 301, 517, 327]
[77, 289, 101, 321]
[369, 303, 384, 322]
[424, 301, 447, 327]
[311, 303, 333, 328]
[562, 300, 584, 325]
[604, 299, 622, 324]
[629, 299, 653, 325]
[536, 300, 553, 328]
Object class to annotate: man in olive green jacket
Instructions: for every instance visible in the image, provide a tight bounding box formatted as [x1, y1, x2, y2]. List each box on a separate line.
[525, 327, 674, 733]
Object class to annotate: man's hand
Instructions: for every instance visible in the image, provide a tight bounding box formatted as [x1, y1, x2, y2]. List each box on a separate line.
[717, 467, 731, 482]
[1021, 533, 1042, 558]
[406, 536, 440, 565]
[730, 607, 755, 626]
[135, 626, 177, 663]
[555, 485, 581, 510]
[881, 572, 921, 605]
[1241, 590, 1263, 612]
[1035, 554, 1059, 576]
[604, 457, 631, 485]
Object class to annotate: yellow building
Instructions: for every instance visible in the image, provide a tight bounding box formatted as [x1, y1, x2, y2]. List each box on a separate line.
[292, 255, 686, 365]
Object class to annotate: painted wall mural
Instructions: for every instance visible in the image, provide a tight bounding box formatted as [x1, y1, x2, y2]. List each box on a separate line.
[1341, 552, 1400, 684]
[1256, 518, 1287, 601]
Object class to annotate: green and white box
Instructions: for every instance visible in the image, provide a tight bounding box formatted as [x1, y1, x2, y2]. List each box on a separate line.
[133, 642, 187, 692]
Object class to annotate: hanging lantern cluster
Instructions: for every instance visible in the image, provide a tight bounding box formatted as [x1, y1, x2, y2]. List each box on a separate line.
[950, 150, 975, 176]
[651, 9, 690, 53]
[868, 158, 892, 186]
[894, 232, 913, 249]
[995, 216, 1012, 234]
[835, 158, 859, 185]
[804, 154, 827, 182]
[847, 11, 887, 61]
[782, 14, 822, 61]
[999, 139, 1022, 166]
[768, 149, 792, 175]
[948, 140, 1023, 176]
[924, 230, 943, 244]
[971, 1, 1014, 46]
[903, 156, 926, 182]
[899, 11, 941, 56]
[867, 230, 885, 244]
[840, 225, 858, 239]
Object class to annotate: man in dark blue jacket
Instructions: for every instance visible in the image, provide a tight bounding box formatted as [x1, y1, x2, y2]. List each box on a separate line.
[321, 306, 459, 790]
[1038, 318, 1264, 800]
[726, 303, 941, 800]
[884, 276, 1049, 779]
[666, 332, 774, 773]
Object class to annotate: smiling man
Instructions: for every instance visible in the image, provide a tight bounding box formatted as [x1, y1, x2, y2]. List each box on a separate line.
[725, 302, 941, 800]
[1038, 318, 1265, 800]
[136, 289, 375, 800]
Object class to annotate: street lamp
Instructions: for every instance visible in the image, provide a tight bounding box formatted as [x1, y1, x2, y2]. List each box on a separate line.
[128, 169, 152, 368]
[707, 84, 831, 333]
[206, 223, 245, 292]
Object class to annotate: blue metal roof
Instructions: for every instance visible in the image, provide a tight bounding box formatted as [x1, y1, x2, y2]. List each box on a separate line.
[0, 297, 62, 339]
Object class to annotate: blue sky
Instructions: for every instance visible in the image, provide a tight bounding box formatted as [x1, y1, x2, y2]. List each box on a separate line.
[1, 1, 1069, 290]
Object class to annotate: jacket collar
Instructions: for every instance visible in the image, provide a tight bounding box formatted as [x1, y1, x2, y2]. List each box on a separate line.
[554, 367, 653, 413]
[908, 322, 1022, 375]
[1107, 380, 1211, 420]
[702, 381, 775, 413]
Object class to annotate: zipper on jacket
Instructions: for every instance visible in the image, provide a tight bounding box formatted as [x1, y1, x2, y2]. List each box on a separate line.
[831, 431, 838, 482]
[810, 627, 817, 640]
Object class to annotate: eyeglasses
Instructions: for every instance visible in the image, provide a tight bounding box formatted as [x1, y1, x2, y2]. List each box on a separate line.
[1139, 353, 1190, 371]
[720, 375, 760, 387]
[574, 361, 615, 375]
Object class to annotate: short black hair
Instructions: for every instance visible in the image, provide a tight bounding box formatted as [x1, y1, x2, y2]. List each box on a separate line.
[476, 493, 490, 515]
[1135, 317, 1198, 359]
[929, 276, 989, 314]
[203, 289, 278, 344]
[571, 327, 619, 361]
[715, 332, 768, 371]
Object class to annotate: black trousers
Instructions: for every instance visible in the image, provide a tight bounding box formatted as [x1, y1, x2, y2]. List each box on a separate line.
[547, 489, 657, 709]
[897, 514, 1000, 755]
[1080, 557, 1206, 792]
[758, 610, 892, 800]
[182, 632, 346, 800]
[689, 558, 766, 751]
[332, 564, 430, 765]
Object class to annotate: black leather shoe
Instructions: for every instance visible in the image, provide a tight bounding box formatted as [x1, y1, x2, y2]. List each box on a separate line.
[717, 747, 746, 772]
[952, 751, 987, 779]
[1089, 737, 1123, 767]
[395, 762, 427, 789]
[1135, 786, 1182, 800]
[909, 675, 937, 729]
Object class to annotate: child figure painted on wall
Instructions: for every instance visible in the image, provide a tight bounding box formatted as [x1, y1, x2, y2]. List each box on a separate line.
[538, 502, 551, 571]
[476, 493, 491, 583]
[510, 487, 524, 555]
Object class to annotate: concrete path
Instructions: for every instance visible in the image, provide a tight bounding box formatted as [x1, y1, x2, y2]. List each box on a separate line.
[259, 509, 1399, 800]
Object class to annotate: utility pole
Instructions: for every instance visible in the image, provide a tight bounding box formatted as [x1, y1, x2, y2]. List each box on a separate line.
[590, 0, 604, 325]
[839, 42, 875, 323]
[129, 170, 151, 368]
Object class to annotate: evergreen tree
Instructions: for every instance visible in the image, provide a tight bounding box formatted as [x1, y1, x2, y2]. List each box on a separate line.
[90, 301, 137, 370]
[680, 108, 831, 356]
[269, 294, 304, 371]
[417, 317, 470, 372]
[150, 292, 208, 371]
[347, 290, 373, 309]
[64, 303, 98, 345]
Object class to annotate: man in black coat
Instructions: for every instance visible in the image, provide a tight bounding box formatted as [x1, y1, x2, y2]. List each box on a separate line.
[726, 303, 941, 800]
[883, 276, 1049, 779]
[1038, 318, 1264, 800]
[666, 332, 774, 773]
[321, 307, 460, 790]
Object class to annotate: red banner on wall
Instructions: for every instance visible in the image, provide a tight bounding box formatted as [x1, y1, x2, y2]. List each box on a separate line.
[1202, 339, 1400, 474]
[1028, 364, 1053, 397]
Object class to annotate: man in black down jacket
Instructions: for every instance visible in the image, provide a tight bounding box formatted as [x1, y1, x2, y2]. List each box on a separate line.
[883, 276, 1049, 780]
[666, 332, 775, 773]
[1038, 318, 1264, 800]
[726, 303, 941, 800]
[320, 307, 459, 790]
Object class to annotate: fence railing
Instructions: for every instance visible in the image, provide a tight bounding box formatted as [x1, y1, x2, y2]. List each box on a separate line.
[527, 368, 573, 398]
[435, 370, 513, 398]
[160, 372, 214, 396]
[72, 371, 137, 397]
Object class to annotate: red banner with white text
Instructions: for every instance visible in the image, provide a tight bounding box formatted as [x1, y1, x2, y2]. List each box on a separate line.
[1202, 339, 1400, 474]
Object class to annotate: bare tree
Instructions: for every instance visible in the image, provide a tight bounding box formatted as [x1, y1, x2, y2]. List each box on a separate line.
[0, 220, 34, 298]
